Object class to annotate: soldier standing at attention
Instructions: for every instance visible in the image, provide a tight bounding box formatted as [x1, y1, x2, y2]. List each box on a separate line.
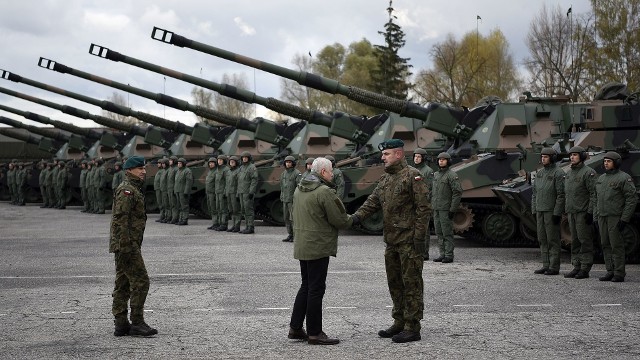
[79, 160, 88, 212]
[38, 161, 47, 208]
[49, 158, 60, 209]
[205, 157, 218, 230]
[301, 158, 315, 179]
[595, 151, 637, 282]
[287, 157, 355, 345]
[16, 162, 26, 206]
[564, 146, 597, 279]
[214, 155, 230, 231]
[352, 139, 430, 343]
[157, 159, 170, 223]
[281, 155, 301, 242]
[174, 158, 193, 226]
[94, 158, 107, 214]
[154, 160, 166, 223]
[109, 155, 157, 337]
[237, 152, 258, 234]
[432, 152, 462, 263]
[7, 159, 17, 205]
[225, 156, 241, 232]
[413, 148, 435, 261]
[166, 156, 179, 224]
[112, 162, 124, 192]
[532, 147, 566, 275]
[324, 155, 345, 200]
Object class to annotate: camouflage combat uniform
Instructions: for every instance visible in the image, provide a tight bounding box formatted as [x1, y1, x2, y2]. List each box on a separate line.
[594, 165, 637, 280]
[49, 161, 60, 208]
[79, 162, 88, 211]
[237, 155, 258, 233]
[531, 161, 566, 273]
[564, 161, 597, 274]
[55, 162, 69, 209]
[109, 172, 150, 329]
[354, 157, 431, 333]
[414, 160, 434, 259]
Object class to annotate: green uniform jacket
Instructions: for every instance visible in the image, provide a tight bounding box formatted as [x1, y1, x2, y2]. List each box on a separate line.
[79, 168, 87, 188]
[354, 158, 431, 245]
[415, 163, 434, 201]
[280, 168, 301, 202]
[109, 172, 147, 253]
[39, 167, 47, 187]
[532, 163, 565, 215]
[293, 172, 353, 260]
[157, 168, 167, 191]
[332, 168, 345, 199]
[165, 165, 177, 193]
[564, 162, 596, 214]
[49, 166, 60, 187]
[236, 163, 258, 194]
[93, 165, 107, 189]
[174, 167, 194, 195]
[214, 166, 229, 195]
[6, 168, 15, 187]
[16, 168, 26, 187]
[153, 168, 163, 192]
[431, 167, 462, 211]
[112, 170, 124, 190]
[205, 168, 215, 194]
[56, 166, 69, 188]
[594, 169, 637, 221]
[225, 166, 238, 196]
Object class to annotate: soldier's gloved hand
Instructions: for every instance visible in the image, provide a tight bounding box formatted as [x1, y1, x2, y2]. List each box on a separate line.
[351, 214, 360, 226]
[248, 194, 254, 200]
[585, 213, 593, 225]
[448, 211, 455, 220]
[413, 240, 426, 255]
[617, 221, 628, 231]
[552, 215, 561, 225]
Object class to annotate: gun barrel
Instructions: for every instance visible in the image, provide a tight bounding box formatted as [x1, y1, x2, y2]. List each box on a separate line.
[0, 115, 70, 142]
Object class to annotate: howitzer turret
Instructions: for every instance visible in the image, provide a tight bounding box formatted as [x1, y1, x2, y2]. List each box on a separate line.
[150, 27, 473, 141]
[0, 114, 71, 144]
[0, 127, 60, 154]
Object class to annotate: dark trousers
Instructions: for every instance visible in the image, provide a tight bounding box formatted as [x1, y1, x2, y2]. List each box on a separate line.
[289, 257, 329, 336]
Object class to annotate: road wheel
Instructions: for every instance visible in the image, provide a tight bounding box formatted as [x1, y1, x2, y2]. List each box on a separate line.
[481, 211, 517, 244]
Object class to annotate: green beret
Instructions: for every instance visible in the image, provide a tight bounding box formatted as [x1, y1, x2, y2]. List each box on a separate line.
[378, 139, 405, 151]
[124, 155, 145, 169]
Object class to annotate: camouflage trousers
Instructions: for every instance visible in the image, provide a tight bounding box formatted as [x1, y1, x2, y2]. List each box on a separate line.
[598, 215, 626, 278]
[385, 242, 424, 332]
[239, 193, 255, 228]
[434, 210, 454, 258]
[207, 192, 217, 226]
[216, 193, 228, 225]
[112, 250, 150, 323]
[536, 211, 561, 271]
[568, 212, 594, 271]
[283, 202, 294, 236]
[226, 194, 241, 227]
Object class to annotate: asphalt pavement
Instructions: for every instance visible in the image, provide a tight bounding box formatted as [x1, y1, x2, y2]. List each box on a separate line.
[1, 202, 639, 359]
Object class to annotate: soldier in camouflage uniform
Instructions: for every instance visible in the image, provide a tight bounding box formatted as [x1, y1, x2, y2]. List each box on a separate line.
[112, 162, 124, 192]
[214, 155, 230, 231]
[237, 152, 258, 234]
[174, 158, 193, 226]
[432, 152, 462, 263]
[47, 159, 59, 209]
[16, 162, 26, 206]
[564, 146, 597, 279]
[166, 156, 179, 224]
[224, 156, 241, 232]
[281, 155, 301, 242]
[595, 151, 637, 282]
[353, 139, 430, 343]
[94, 158, 107, 214]
[324, 155, 344, 200]
[79, 160, 88, 212]
[531, 147, 566, 275]
[154, 160, 166, 223]
[413, 148, 434, 261]
[39, 161, 51, 208]
[109, 155, 157, 337]
[205, 157, 218, 230]
[7, 160, 17, 205]
[157, 159, 169, 223]
[56, 160, 69, 209]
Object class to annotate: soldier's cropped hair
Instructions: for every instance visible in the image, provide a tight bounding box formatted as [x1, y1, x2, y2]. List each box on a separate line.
[311, 157, 332, 174]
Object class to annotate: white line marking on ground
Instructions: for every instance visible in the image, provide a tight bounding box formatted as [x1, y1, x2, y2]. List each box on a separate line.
[194, 308, 225, 311]
[257, 307, 290, 310]
[325, 306, 357, 309]
[0, 313, 7, 316]
[60, 311, 76, 314]
[144, 309, 153, 312]
[591, 304, 622, 307]
[516, 304, 552, 307]
[452, 304, 484, 307]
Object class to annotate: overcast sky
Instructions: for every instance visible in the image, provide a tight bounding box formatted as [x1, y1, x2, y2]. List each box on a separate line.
[0, 0, 590, 129]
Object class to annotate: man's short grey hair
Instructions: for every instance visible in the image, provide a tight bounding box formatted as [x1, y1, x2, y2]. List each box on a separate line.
[312, 157, 333, 173]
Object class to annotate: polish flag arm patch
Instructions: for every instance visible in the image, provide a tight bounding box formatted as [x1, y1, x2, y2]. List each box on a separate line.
[123, 190, 132, 196]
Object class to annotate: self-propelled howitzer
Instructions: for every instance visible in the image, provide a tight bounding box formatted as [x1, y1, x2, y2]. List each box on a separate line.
[0, 127, 60, 154]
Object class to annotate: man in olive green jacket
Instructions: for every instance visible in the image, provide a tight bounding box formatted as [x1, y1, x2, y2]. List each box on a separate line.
[595, 151, 637, 282]
[205, 157, 218, 229]
[432, 152, 462, 263]
[237, 152, 258, 234]
[288, 157, 354, 346]
[280, 156, 301, 242]
[174, 158, 193, 226]
[531, 148, 566, 275]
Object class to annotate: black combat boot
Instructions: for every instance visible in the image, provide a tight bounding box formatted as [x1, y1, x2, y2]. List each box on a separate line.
[129, 321, 158, 337]
[432, 256, 444, 262]
[240, 226, 254, 234]
[442, 257, 453, 263]
[378, 324, 403, 338]
[574, 270, 589, 279]
[207, 224, 218, 230]
[281, 235, 293, 242]
[599, 272, 614, 281]
[113, 318, 131, 337]
[216, 224, 228, 231]
[534, 268, 548, 274]
[391, 330, 421, 343]
[564, 268, 580, 278]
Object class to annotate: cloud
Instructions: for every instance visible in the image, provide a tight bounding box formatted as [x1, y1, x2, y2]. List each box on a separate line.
[82, 10, 131, 31]
[234, 17, 256, 36]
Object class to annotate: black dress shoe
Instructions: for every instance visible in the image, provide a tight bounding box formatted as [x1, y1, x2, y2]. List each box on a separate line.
[433, 257, 444, 262]
[599, 273, 614, 281]
[574, 270, 589, 279]
[564, 268, 580, 278]
[282, 235, 293, 242]
[534, 268, 548, 274]
[287, 327, 308, 340]
[544, 269, 559, 275]
[611, 275, 625, 282]
[442, 257, 453, 263]
[391, 330, 421, 343]
[308, 332, 339, 345]
[378, 325, 403, 338]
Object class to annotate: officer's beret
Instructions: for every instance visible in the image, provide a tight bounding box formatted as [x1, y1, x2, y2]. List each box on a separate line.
[124, 155, 145, 170]
[378, 139, 405, 151]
